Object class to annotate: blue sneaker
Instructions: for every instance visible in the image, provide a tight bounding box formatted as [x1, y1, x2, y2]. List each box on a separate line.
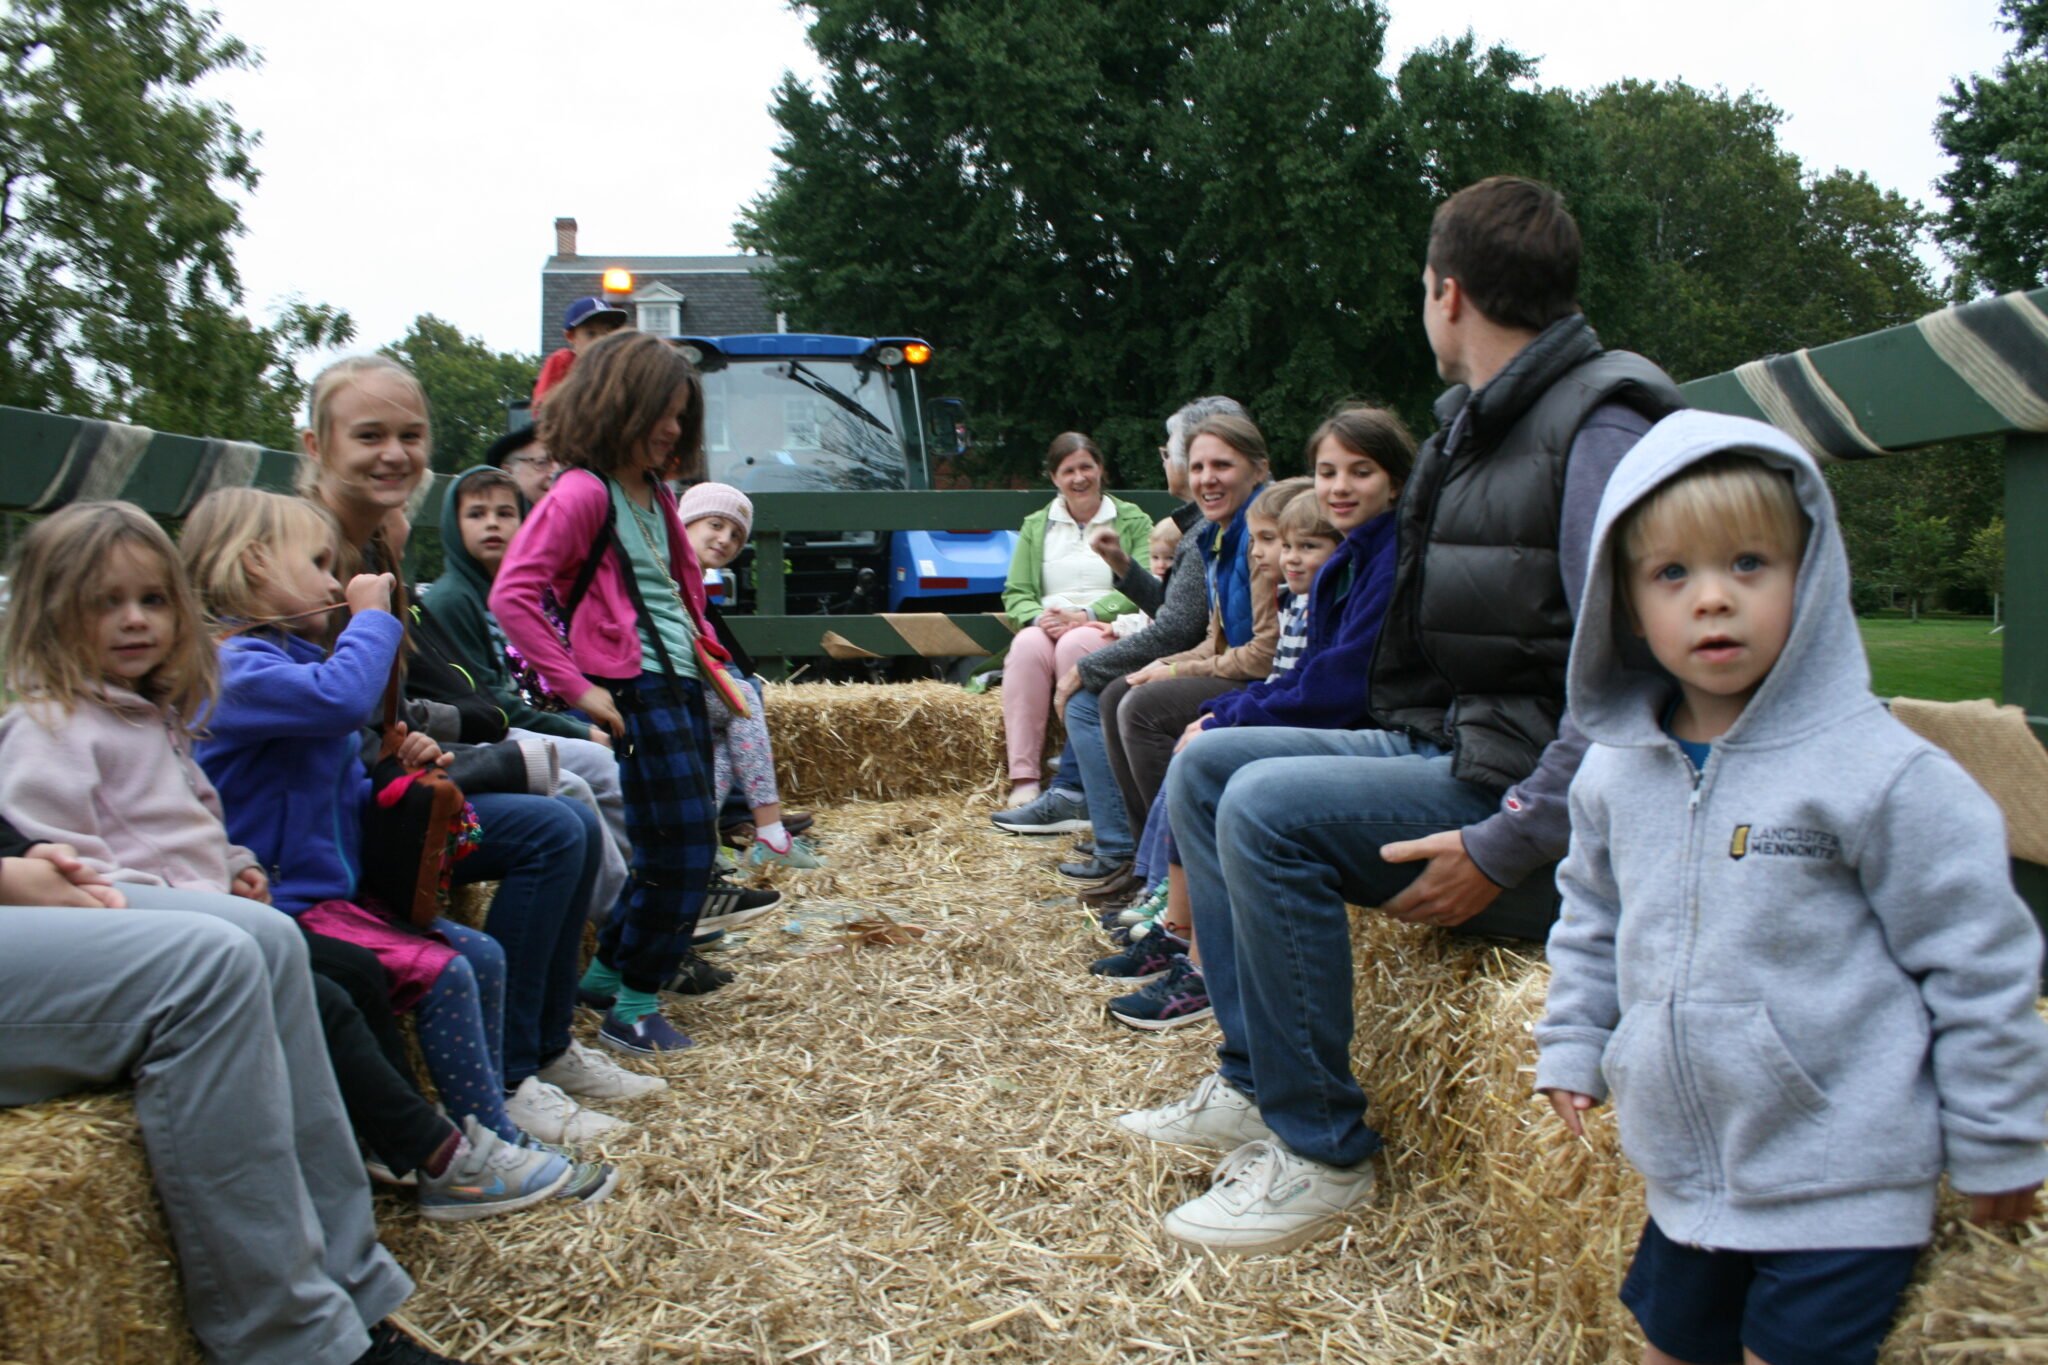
[1107, 958, 1213, 1031]
[1089, 925, 1188, 983]
[416, 1117, 572, 1222]
[598, 1009, 696, 1056]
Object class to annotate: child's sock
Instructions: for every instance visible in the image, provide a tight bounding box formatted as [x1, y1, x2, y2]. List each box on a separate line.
[421, 1124, 463, 1179]
[611, 986, 661, 1024]
[758, 821, 791, 854]
[580, 959, 623, 998]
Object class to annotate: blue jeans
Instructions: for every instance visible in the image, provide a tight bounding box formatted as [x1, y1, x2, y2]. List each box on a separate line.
[456, 792, 601, 1087]
[1167, 725, 1500, 1168]
[1049, 737, 1083, 796]
[1134, 785, 1172, 885]
[1063, 687, 1133, 862]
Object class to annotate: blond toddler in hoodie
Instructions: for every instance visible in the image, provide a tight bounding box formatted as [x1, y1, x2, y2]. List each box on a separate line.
[1536, 411, 2048, 1365]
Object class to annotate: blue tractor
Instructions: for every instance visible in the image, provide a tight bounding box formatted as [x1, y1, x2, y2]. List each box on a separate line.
[670, 333, 1012, 617]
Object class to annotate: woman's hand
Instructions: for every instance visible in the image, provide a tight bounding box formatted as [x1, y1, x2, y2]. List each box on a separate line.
[1053, 666, 1083, 715]
[578, 685, 626, 739]
[1126, 661, 1173, 688]
[1036, 607, 1088, 640]
[1089, 526, 1131, 577]
[1173, 714, 1211, 754]
[1, 845, 125, 909]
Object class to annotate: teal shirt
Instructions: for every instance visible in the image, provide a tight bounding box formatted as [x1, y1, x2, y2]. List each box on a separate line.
[609, 479, 699, 679]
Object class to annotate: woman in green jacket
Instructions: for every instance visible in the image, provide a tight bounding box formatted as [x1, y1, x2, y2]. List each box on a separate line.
[1000, 432, 1153, 808]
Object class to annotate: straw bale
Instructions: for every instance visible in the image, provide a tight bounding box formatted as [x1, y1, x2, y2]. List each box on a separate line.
[4, 791, 2043, 1363]
[765, 681, 1044, 803]
[0, 1090, 198, 1364]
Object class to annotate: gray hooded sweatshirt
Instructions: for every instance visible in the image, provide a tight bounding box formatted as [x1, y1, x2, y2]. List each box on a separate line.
[1534, 409, 2048, 1251]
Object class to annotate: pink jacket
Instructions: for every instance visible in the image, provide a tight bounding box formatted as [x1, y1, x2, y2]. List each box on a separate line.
[0, 686, 259, 891]
[490, 467, 727, 703]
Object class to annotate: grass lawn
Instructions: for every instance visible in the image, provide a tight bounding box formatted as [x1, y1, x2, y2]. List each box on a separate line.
[1858, 614, 2004, 702]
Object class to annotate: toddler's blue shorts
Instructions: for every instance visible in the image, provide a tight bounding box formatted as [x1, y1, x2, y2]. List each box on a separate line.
[1621, 1217, 1922, 1365]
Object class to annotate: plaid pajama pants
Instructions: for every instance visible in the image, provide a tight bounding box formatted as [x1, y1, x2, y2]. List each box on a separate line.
[596, 672, 718, 992]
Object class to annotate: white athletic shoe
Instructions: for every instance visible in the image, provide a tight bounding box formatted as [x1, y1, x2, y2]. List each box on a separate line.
[506, 1075, 626, 1144]
[1116, 1073, 1276, 1153]
[536, 1039, 668, 1101]
[1162, 1139, 1375, 1253]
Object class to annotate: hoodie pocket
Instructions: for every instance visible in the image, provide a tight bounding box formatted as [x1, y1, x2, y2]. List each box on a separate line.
[1599, 1003, 1702, 1186]
[1682, 1002, 1831, 1200]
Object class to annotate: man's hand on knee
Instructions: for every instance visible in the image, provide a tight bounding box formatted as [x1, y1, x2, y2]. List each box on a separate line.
[1378, 830, 1500, 927]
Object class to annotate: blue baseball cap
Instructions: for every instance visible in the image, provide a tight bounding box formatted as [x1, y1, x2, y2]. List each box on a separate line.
[563, 296, 628, 331]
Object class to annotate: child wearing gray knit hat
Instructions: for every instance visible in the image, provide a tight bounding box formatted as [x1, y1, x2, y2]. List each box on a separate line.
[679, 483, 822, 870]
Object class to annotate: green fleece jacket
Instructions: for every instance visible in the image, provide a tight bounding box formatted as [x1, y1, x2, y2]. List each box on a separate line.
[1002, 495, 1155, 629]
[422, 466, 590, 741]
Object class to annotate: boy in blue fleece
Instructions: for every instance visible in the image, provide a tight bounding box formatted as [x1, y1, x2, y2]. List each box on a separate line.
[1536, 410, 2048, 1365]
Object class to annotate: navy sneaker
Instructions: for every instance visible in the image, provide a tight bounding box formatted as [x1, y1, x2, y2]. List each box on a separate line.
[598, 1009, 696, 1055]
[990, 786, 1089, 835]
[1089, 926, 1189, 983]
[1107, 958, 1213, 1031]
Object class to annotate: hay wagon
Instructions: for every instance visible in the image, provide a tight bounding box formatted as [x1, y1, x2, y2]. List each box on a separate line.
[3, 291, 2048, 1362]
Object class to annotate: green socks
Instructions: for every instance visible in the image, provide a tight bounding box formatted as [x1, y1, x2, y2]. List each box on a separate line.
[612, 987, 661, 1024]
[581, 960, 658, 1022]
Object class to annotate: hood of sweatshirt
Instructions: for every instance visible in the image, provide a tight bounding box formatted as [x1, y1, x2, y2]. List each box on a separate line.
[1567, 409, 1872, 751]
[435, 465, 504, 603]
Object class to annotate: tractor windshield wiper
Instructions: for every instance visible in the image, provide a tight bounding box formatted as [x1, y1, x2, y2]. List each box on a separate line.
[782, 361, 891, 435]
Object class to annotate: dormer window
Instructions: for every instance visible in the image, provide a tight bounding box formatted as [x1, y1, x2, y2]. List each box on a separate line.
[632, 281, 685, 337]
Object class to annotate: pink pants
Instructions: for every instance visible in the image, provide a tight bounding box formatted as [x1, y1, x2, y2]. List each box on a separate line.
[1002, 622, 1116, 781]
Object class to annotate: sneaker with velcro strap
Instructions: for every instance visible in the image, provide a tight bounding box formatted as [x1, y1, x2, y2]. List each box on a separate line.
[415, 1117, 571, 1222]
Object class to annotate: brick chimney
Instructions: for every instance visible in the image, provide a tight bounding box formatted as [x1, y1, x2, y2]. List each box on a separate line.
[554, 217, 578, 257]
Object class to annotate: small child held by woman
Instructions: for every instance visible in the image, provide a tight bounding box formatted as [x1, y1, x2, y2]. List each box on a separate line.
[676, 481, 822, 869]
[1094, 406, 1414, 1031]
[0, 499, 582, 1220]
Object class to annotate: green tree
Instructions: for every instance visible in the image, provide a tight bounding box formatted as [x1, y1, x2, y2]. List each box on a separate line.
[0, 0, 348, 444]
[1962, 515, 2007, 622]
[1936, 0, 2048, 295]
[1884, 503, 1956, 622]
[1564, 81, 1937, 383]
[740, 0, 1453, 481]
[380, 316, 537, 474]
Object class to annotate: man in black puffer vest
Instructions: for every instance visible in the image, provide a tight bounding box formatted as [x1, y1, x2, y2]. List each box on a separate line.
[1127, 178, 1684, 1254]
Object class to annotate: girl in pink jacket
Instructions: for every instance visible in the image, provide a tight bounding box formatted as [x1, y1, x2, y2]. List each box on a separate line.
[491, 330, 736, 1056]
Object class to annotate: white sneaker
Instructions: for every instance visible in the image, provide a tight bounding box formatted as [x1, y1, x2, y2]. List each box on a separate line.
[1161, 1139, 1375, 1253]
[1116, 1074, 1276, 1153]
[537, 1039, 668, 1101]
[506, 1075, 627, 1144]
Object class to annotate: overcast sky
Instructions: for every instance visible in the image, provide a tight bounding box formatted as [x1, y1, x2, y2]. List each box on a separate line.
[201, 0, 2012, 363]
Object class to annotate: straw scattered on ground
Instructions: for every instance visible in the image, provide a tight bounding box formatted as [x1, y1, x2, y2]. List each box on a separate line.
[4, 686, 2045, 1361]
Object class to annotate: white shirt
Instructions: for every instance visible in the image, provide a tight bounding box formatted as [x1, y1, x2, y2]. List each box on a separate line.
[1040, 496, 1120, 612]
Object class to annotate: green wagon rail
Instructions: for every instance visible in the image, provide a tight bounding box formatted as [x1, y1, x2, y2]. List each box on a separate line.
[0, 286, 2042, 692]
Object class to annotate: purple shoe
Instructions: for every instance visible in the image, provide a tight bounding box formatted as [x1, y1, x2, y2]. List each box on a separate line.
[1107, 958, 1213, 1031]
[598, 1009, 696, 1056]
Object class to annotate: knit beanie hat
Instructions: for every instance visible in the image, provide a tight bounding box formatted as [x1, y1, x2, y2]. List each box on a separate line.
[678, 482, 753, 539]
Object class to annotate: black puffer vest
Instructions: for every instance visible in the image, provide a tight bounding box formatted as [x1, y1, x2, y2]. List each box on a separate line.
[1368, 316, 1683, 792]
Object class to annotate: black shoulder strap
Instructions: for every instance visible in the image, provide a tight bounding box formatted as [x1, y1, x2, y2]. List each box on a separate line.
[562, 492, 618, 620]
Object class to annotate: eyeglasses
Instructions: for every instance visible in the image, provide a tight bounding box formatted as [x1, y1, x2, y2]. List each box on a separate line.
[508, 453, 561, 472]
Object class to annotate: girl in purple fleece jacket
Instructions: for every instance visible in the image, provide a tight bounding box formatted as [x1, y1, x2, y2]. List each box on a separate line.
[1094, 406, 1415, 1031]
